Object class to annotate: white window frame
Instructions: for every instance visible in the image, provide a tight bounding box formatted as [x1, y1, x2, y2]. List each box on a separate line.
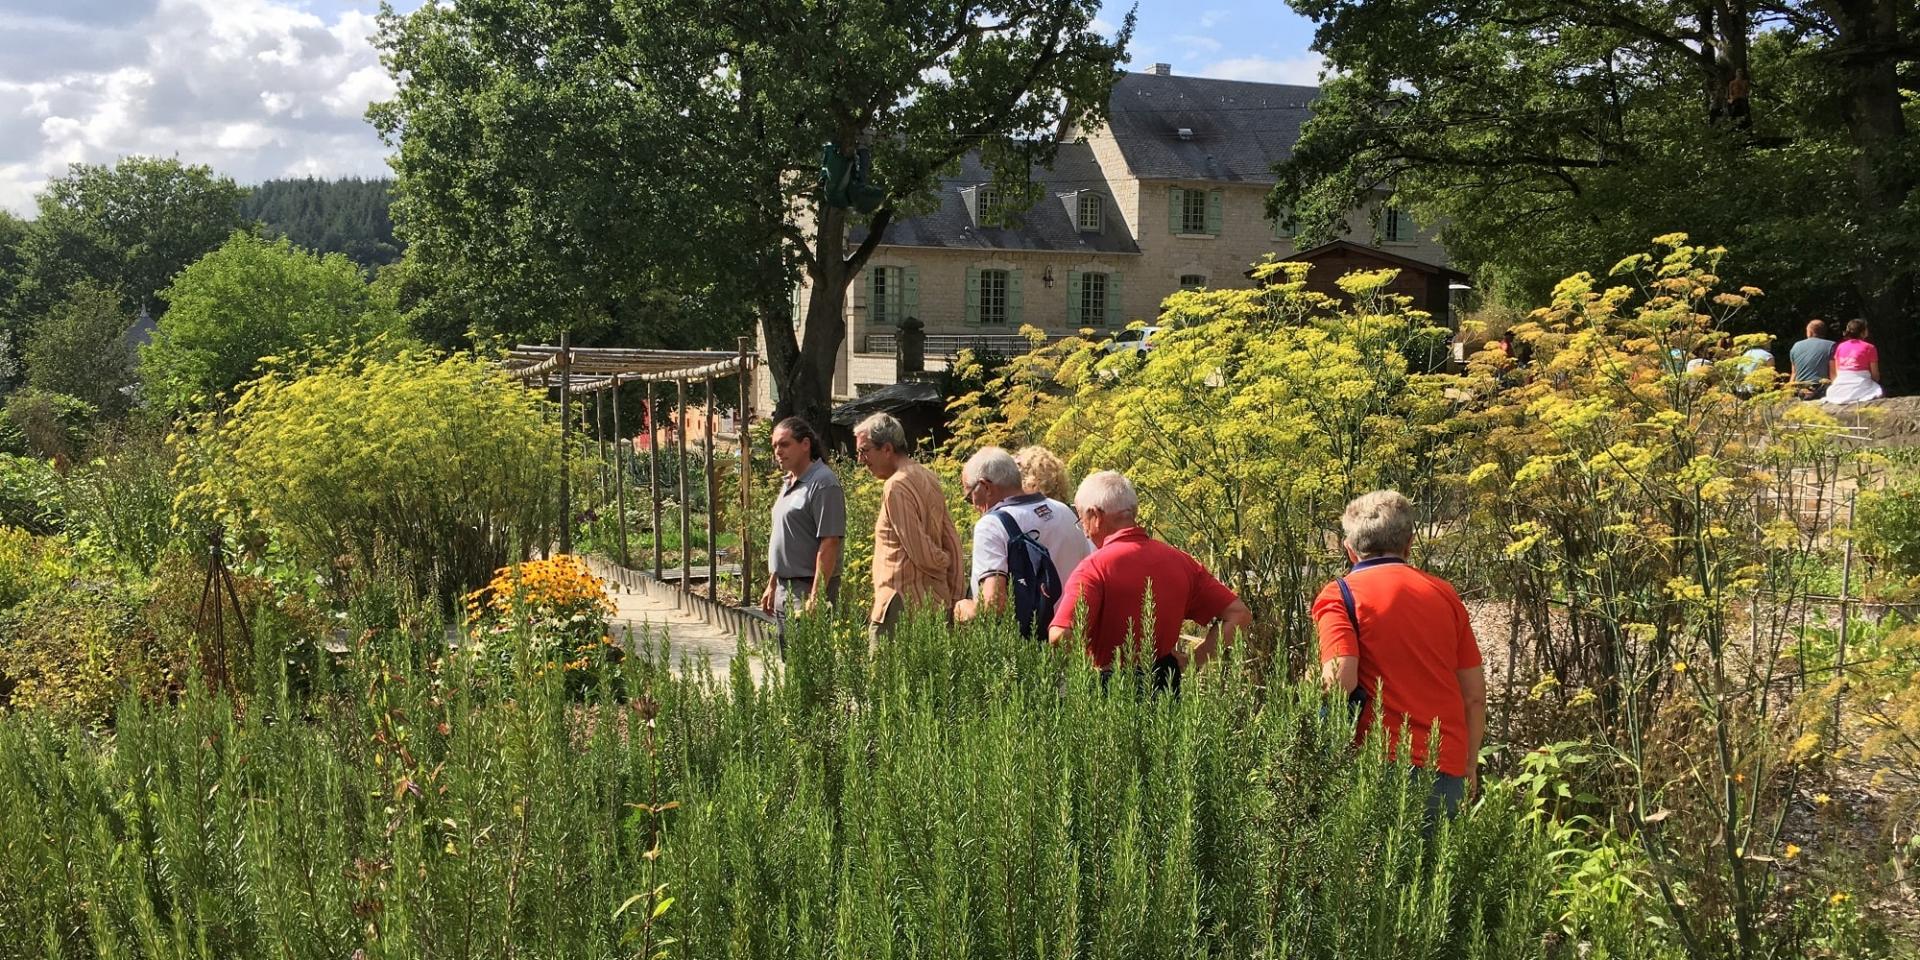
[1077, 272, 1107, 327]
[979, 268, 1010, 324]
[1180, 189, 1208, 234]
[1384, 206, 1414, 243]
[870, 267, 894, 325]
[1077, 192, 1102, 232]
[977, 185, 1002, 226]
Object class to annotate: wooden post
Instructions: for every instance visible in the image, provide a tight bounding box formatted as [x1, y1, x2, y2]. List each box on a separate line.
[705, 376, 718, 602]
[648, 380, 662, 580]
[1833, 489, 1857, 748]
[540, 372, 552, 555]
[677, 377, 691, 603]
[557, 333, 573, 555]
[595, 388, 608, 508]
[737, 338, 753, 603]
[612, 377, 629, 568]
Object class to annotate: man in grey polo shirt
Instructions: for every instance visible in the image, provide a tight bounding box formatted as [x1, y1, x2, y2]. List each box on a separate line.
[760, 416, 846, 651]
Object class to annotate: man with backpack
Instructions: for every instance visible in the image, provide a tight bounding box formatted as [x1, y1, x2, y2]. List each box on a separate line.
[953, 446, 1092, 638]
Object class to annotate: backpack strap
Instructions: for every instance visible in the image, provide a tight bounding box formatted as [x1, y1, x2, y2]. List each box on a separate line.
[1335, 577, 1368, 709]
[992, 508, 1028, 558]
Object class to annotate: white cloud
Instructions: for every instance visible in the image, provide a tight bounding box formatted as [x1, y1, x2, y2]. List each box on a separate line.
[0, 0, 395, 215]
[1171, 34, 1224, 56]
[1198, 9, 1227, 29]
[1199, 54, 1328, 86]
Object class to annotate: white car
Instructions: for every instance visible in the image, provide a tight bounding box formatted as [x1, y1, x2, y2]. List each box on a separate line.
[1104, 326, 1162, 355]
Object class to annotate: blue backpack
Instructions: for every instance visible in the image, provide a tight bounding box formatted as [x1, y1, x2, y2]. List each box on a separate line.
[993, 510, 1063, 640]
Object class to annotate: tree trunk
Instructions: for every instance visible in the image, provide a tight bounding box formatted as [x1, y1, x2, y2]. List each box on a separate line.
[1826, 0, 1915, 393]
[773, 202, 897, 433]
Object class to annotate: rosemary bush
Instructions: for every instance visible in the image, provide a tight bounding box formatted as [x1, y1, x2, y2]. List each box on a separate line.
[0, 601, 1809, 960]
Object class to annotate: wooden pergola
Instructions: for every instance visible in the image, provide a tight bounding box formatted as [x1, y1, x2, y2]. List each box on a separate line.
[503, 336, 757, 605]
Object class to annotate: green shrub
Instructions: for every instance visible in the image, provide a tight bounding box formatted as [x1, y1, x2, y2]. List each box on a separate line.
[0, 387, 94, 464]
[0, 534, 152, 726]
[0, 454, 63, 534]
[0, 608, 1884, 958]
[1858, 463, 1920, 588]
[57, 430, 179, 573]
[178, 349, 562, 606]
[140, 232, 407, 415]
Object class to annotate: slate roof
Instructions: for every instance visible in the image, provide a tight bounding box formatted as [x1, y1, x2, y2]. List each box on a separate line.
[858, 141, 1138, 254]
[1105, 72, 1318, 183]
[869, 71, 1319, 251]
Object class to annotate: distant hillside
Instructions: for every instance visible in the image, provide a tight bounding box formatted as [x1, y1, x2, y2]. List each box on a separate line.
[241, 177, 401, 269]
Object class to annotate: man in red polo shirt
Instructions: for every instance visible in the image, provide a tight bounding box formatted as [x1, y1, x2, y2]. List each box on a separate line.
[1313, 490, 1486, 816]
[1048, 470, 1252, 692]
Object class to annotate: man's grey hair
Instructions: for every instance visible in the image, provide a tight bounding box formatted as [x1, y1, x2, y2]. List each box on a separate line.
[963, 446, 1023, 490]
[854, 412, 907, 453]
[1074, 470, 1138, 516]
[1341, 490, 1416, 557]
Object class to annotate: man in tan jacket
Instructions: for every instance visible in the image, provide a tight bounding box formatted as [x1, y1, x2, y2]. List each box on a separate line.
[854, 413, 965, 642]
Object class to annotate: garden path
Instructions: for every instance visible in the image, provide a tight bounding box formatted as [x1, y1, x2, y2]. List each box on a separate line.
[604, 582, 767, 684]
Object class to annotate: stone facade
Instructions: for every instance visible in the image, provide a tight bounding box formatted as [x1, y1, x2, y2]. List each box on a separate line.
[760, 70, 1455, 411]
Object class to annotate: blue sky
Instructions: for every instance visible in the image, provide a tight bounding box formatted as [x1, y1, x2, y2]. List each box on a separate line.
[0, 0, 1324, 214]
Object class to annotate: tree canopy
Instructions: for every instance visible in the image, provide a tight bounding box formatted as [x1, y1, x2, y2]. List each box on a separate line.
[1274, 0, 1917, 389]
[23, 282, 135, 416]
[6, 158, 248, 328]
[140, 233, 406, 415]
[241, 177, 401, 270]
[372, 0, 1131, 426]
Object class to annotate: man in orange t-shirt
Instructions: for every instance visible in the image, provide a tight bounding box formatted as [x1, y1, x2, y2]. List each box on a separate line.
[1313, 491, 1486, 815]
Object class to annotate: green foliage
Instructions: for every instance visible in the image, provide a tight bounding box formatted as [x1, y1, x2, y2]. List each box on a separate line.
[5, 157, 247, 327]
[1450, 237, 1850, 957]
[1857, 459, 1920, 587]
[5, 604, 1837, 959]
[241, 176, 401, 269]
[23, 281, 134, 415]
[1275, 0, 1919, 388]
[177, 350, 559, 605]
[370, 0, 1132, 425]
[57, 431, 179, 575]
[948, 262, 1458, 674]
[0, 388, 95, 464]
[0, 533, 151, 726]
[0, 455, 63, 534]
[142, 232, 407, 415]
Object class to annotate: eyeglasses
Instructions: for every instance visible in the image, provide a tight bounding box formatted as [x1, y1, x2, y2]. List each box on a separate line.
[964, 478, 986, 499]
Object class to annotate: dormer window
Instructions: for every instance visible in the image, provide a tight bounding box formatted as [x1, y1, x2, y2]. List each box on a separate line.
[975, 184, 1002, 226]
[1076, 192, 1103, 232]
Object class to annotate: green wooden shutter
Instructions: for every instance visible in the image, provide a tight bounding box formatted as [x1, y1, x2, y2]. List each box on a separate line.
[1206, 190, 1224, 236]
[965, 266, 982, 325]
[1066, 270, 1083, 326]
[903, 266, 919, 322]
[1105, 272, 1124, 327]
[1007, 269, 1024, 327]
[1273, 207, 1292, 239]
[1167, 188, 1184, 234]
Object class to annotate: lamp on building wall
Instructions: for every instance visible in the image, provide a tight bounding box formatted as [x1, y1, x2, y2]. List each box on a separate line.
[1042, 265, 1056, 288]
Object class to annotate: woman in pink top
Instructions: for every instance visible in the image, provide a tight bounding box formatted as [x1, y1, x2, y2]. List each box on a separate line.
[1826, 319, 1883, 403]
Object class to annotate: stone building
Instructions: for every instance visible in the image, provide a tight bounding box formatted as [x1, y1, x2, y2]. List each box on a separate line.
[768, 65, 1453, 408]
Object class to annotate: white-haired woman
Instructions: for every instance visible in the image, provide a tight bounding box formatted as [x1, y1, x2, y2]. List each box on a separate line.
[1312, 490, 1485, 818]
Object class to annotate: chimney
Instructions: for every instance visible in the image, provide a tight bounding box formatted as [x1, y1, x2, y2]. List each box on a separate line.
[1148, 63, 1172, 76]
